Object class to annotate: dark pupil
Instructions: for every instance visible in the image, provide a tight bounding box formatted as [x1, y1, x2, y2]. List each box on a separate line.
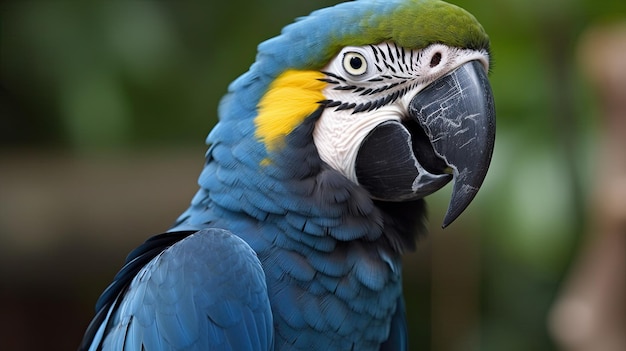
[349, 56, 363, 70]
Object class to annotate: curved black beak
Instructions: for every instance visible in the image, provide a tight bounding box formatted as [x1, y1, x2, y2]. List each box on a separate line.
[409, 60, 495, 227]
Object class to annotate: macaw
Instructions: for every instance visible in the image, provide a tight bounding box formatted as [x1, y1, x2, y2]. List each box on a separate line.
[79, 0, 495, 350]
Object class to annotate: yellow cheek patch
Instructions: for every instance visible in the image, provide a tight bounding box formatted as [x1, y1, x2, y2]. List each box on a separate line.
[254, 70, 327, 153]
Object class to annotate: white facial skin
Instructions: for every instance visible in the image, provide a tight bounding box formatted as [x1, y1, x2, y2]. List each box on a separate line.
[313, 42, 489, 183]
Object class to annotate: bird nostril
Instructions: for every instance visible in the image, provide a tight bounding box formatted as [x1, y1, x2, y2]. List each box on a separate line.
[430, 52, 442, 67]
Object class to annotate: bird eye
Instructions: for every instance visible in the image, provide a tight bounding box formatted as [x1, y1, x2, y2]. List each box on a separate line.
[342, 52, 368, 76]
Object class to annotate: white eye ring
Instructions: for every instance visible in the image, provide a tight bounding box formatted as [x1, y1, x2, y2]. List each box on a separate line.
[342, 52, 368, 76]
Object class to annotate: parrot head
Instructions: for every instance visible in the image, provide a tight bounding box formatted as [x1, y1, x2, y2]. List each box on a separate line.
[246, 0, 495, 228]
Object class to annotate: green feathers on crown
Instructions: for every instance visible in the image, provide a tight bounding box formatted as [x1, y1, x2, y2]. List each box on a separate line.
[279, 0, 490, 70]
[359, 0, 490, 51]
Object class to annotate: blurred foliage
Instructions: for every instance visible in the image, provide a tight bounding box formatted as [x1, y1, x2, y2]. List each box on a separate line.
[1, 0, 340, 148]
[2, 0, 625, 350]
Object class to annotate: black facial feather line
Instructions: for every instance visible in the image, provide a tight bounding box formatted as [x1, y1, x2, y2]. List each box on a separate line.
[317, 43, 421, 114]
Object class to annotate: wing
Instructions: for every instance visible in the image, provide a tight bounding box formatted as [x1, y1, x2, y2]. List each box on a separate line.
[79, 228, 273, 351]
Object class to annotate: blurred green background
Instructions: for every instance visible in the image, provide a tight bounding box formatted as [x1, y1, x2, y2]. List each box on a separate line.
[1, 0, 624, 350]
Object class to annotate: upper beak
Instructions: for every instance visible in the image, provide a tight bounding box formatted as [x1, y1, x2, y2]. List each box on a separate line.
[409, 60, 496, 227]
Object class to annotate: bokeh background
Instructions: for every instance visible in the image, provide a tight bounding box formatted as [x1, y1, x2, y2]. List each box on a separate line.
[1, 0, 625, 350]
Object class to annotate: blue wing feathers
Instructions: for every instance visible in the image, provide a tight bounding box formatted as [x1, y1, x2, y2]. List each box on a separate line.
[94, 231, 196, 313]
[80, 231, 196, 351]
[82, 229, 273, 351]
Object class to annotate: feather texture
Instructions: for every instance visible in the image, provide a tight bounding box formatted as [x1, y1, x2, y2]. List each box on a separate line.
[84, 229, 272, 351]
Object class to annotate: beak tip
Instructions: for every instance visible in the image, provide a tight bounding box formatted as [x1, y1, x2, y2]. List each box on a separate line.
[440, 174, 483, 228]
[441, 208, 460, 229]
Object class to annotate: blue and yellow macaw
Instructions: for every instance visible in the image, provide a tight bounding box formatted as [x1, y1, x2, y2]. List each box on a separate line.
[79, 0, 495, 350]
